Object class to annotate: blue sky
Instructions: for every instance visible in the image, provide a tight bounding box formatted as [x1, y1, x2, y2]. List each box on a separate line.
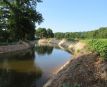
[37, 0, 107, 32]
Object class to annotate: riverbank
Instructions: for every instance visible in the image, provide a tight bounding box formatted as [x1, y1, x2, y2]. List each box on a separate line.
[38, 38, 86, 55]
[0, 40, 36, 54]
[38, 38, 107, 87]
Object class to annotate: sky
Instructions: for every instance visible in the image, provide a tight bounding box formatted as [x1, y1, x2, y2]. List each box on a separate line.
[37, 0, 107, 32]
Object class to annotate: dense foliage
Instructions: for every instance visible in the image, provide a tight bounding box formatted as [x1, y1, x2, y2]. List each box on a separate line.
[36, 28, 54, 38]
[0, 0, 43, 42]
[54, 27, 107, 39]
[88, 39, 107, 60]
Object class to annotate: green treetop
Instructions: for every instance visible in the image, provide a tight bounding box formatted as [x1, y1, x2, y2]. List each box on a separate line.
[0, 0, 43, 41]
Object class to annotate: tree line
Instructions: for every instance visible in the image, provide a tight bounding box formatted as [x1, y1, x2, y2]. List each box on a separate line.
[54, 27, 107, 39]
[36, 28, 54, 38]
[0, 0, 43, 42]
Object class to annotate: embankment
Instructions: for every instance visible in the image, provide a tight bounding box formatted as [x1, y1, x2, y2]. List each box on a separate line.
[0, 41, 35, 54]
[38, 38, 107, 87]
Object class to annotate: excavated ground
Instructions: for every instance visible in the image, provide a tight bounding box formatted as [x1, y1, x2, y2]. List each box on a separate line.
[45, 53, 107, 87]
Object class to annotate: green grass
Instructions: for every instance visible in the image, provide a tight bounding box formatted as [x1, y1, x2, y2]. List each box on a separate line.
[82, 39, 107, 60]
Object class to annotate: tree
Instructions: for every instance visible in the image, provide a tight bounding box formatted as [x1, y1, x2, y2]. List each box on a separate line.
[54, 27, 107, 39]
[36, 28, 47, 38]
[47, 28, 54, 38]
[0, 0, 43, 41]
[54, 32, 65, 39]
[36, 28, 54, 38]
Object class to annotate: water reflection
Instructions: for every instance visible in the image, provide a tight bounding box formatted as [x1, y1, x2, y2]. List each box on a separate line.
[35, 45, 53, 55]
[0, 50, 42, 87]
[35, 45, 71, 87]
[0, 49, 35, 60]
[0, 69, 37, 87]
[0, 45, 71, 87]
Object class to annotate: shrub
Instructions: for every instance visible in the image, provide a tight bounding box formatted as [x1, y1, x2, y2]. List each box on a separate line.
[88, 39, 107, 60]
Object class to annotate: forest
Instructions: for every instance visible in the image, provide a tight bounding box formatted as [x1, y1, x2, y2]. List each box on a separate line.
[54, 27, 107, 39]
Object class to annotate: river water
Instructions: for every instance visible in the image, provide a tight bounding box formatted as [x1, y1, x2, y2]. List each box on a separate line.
[0, 45, 71, 87]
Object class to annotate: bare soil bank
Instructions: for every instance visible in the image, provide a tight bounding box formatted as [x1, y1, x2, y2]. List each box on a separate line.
[38, 39, 107, 87]
[45, 53, 107, 87]
[0, 41, 35, 54]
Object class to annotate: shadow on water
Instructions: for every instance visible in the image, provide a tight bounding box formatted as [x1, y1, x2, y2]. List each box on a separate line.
[0, 48, 35, 60]
[0, 69, 38, 87]
[0, 49, 42, 87]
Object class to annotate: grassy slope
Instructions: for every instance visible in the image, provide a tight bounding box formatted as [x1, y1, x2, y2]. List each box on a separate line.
[80, 39, 107, 60]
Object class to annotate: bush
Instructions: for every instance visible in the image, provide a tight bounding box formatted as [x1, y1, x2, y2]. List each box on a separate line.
[88, 39, 107, 60]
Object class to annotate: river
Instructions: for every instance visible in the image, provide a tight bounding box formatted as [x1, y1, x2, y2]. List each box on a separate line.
[0, 45, 71, 87]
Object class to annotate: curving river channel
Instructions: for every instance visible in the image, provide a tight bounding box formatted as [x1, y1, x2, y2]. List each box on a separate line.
[0, 45, 71, 87]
